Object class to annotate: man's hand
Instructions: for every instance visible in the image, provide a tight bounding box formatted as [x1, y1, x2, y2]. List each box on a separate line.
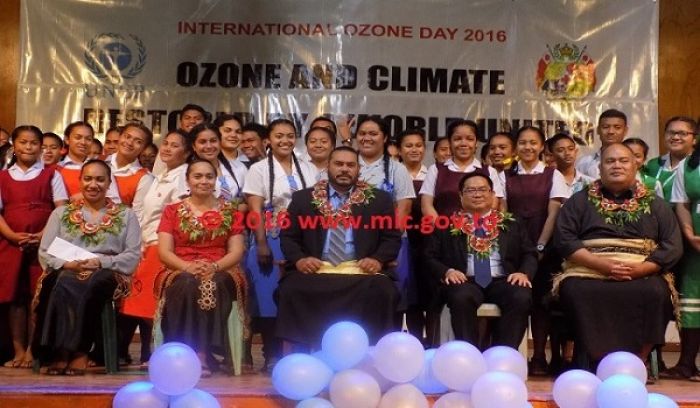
[444, 269, 467, 285]
[507, 272, 532, 288]
[295, 257, 324, 274]
[358, 257, 382, 274]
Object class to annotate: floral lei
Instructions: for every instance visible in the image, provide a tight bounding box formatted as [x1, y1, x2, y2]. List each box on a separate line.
[587, 180, 653, 227]
[178, 198, 237, 242]
[311, 180, 376, 219]
[61, 198, 126, 246]
[450, 211, 513, 259]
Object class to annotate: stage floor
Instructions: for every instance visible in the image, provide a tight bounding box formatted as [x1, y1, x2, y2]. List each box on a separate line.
[1, 365, 699, 408]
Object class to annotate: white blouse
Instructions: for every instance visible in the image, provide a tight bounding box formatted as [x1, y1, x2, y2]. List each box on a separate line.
[139, 163, 188, 244]
[243, 155, 318, 210]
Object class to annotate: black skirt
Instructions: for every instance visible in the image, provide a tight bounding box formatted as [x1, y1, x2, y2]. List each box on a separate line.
[560, 275, 672, 357]
[275, 272, 399, 346]
[161, 271, 236, 354]
[35, 268, 117, 354]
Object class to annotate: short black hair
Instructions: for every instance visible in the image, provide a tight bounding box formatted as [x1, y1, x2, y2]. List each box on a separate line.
[397, 128, 426, 147]
[488, 131, 515, 148]
[241, 122, 269, 140]
[42, 132, 64, 147]
[458, 171, 493, 192]
[622, 137, 649, 158]
[329, 146, 359, 161]
[213, 113, 243, 128]
[599, 109, 627, 125]
[545, 133, 575, 152]
[181, 103, 207, 117]
[305, 126, 336, 146]
[310, 116, 338, 135]
[433, 136, 449, 152]
[446, 119, 478, 142]
[80, 159, 112, 179]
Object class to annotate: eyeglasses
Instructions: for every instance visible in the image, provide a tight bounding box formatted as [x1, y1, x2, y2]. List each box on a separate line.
[461, 187, 491, 195]
[665, 130, 696, 138]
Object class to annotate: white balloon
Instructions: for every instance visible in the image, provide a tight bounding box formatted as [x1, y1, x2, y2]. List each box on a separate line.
[596, 351, 647, 384]
[321, 321, 370, 371]
[378, 384, 429, 408]
[432, 341, 487, 392]
[596, 374, 648, 408]
[373, 332, 425, 383]
[552, 369, 601, 408]
[483, 346, 528, 381]
[470, 372, 528, 408]
[112, 381, 168, 408]
[433, 392, 474, 408]
[296, 397, 335, 408]
[148, 342, 201, 396]
[170, 389, 221, 408]
[355, 347, 395, 392]
[647, 393, 680, 408]
[411, 349, 449, 394]
[330, 369, 382, 408]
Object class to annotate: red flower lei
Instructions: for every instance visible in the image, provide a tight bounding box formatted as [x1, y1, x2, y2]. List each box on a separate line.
[61, 198, 126, 246]
[450, 211, 512, 259]
[311, 180, 376, 219]
[587, 180, 653, 226]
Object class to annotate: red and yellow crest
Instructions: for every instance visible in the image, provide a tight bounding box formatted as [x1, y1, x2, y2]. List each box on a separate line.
[536, 43, 596, 99]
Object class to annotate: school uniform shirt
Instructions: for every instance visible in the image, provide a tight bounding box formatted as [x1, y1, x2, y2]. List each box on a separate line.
[139, 163, 188, 245]
[107, 155, 155, 218]
[575, 151, 600, 179]
[419, 158, 504, 198]
[58, 156, 122, 203]
[243, 155, 318, 210]
[566, 169, 595, 196]
[410, 164, 429, 181]
[504, 161, 571, 200]
[0, 161, 68, 209]
[359, 155, 416, 201]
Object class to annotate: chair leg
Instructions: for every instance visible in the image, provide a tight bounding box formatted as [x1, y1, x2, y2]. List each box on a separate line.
[102, 301, 119, 374]
[650, 348, 659, 380]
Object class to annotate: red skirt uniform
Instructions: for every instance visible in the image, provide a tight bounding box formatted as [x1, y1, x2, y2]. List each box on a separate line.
[0, 168, 55, 302]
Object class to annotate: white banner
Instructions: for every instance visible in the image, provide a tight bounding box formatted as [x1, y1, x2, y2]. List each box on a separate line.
[18, 0, 659, 154]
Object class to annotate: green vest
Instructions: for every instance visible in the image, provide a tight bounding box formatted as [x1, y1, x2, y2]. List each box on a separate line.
[682, 160, 700, 233]
[642, 156, 677, 202]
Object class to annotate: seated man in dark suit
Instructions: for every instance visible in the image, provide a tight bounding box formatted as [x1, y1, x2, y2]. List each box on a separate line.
[277, 146, 401, 347]
[425, 172, 537, 348]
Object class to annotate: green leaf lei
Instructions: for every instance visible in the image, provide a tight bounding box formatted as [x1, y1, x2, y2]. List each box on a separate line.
[61, 198, 126, 246]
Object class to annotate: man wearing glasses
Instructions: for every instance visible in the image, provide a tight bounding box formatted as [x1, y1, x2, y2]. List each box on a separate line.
[424, 172, 537, 348]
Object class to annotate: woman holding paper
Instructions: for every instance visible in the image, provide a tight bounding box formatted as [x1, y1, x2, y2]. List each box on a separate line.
[35, 159, 141, 375]
[156, 159, 248, 376]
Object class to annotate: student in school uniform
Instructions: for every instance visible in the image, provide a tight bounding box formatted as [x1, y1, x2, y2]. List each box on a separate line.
[0, 126, 68, 369]
[243, 118, 317, 372]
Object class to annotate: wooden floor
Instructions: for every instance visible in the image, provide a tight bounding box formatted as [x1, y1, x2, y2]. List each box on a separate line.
[1, 365, 699, 408]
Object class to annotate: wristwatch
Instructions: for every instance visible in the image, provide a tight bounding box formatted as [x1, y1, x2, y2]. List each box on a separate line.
[536, 243, 546, 253]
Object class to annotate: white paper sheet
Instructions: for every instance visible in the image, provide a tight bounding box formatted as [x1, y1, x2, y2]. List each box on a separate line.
[46, 237, 97, 262]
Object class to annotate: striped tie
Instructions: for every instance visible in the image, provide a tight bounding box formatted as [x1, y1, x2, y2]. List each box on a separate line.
[327, 191, 348, 266]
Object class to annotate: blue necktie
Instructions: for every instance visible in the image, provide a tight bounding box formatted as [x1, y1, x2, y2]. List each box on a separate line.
[326, 192, 348, 266]
[473, 221, 492, 288]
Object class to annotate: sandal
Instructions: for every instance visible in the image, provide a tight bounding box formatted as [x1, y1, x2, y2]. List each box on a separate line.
[659, 366, 694, 380]
[46, 366, 66, 376]
[64, 367, 86, 376]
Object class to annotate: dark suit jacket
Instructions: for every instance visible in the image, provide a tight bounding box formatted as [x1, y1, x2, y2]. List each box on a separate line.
[424, 216, 538, 282]
[280, 186, 402, 278]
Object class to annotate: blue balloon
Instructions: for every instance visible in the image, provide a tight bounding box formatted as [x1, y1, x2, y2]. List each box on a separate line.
[596, 374, 648, 408]
[296, 397, 335, 408]
[272, 353, 334, 400]
[112, 381, 168, 408]
[411, 349, 448, 394]
[170, 389, 221, 408]
[148, 342, 201, 396]
[321, 321, 369, 371]
[647, 393, 679, 408]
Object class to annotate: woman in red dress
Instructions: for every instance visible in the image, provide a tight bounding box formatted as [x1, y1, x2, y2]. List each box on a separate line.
[156, 159, 248, 376]
[0, 126, 68, 368]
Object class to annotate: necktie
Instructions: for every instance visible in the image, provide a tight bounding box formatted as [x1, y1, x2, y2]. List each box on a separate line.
[327, 192, 348, 266]
[472, 217, 492, 288]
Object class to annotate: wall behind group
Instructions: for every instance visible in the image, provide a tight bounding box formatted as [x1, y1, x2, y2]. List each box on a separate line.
[0, 0, 698, 151]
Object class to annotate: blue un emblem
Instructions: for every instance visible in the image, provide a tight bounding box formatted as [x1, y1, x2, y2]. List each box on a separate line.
[84, 33, 146, 80]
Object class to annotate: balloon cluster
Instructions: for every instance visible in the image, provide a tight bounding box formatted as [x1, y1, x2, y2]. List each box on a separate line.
[272, 321, 533, 408]
[113, 342, 221, 408]
[553, 351, 679, 408]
